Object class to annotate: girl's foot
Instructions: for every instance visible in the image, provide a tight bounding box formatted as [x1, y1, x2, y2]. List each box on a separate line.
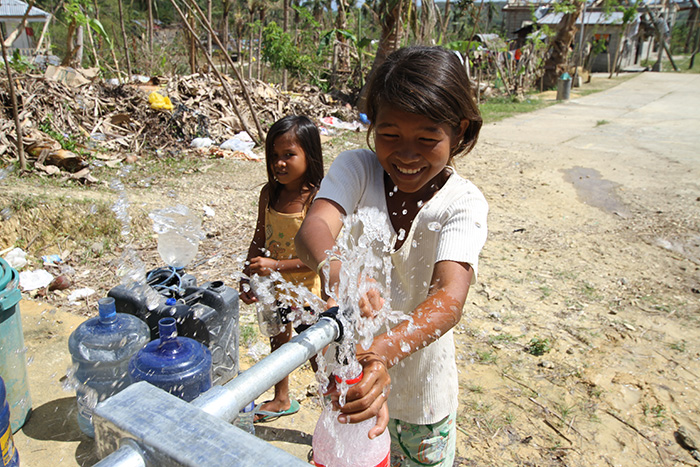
[254, 399, 300, 423]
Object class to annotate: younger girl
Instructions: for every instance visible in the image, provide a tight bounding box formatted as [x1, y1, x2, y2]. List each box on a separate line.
[240, 115, 324, 422]
[296, 46, 488, 465]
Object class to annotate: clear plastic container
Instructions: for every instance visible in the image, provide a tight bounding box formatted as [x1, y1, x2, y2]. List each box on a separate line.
[312, 372, 390, 467]
[233, 401, 256, 435]
[256, 302, 285, 337]
[129, 317, 212, 402]
[68, 297, 150, 437]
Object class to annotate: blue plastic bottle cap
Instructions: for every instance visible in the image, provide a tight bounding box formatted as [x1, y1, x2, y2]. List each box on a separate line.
[242, 401, 255, 413]
[165, 297, 177, 306]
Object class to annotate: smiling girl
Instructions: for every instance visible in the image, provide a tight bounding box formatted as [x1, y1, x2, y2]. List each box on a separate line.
[296, 46, 488, 465]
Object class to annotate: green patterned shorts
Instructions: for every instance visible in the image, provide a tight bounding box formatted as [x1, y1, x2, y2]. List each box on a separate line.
[388, 412, 456, 466]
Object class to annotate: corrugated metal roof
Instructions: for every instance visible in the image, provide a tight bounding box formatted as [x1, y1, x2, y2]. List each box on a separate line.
[0, 0, 51, 19]
[538, 11, 640, 26]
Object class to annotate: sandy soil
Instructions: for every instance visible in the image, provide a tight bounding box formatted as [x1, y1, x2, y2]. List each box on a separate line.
[3, 72, 700, 466]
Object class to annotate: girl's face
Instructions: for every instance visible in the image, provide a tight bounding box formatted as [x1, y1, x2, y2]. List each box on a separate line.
[373, 108, 464, 195]
[270, 131, 308, 189]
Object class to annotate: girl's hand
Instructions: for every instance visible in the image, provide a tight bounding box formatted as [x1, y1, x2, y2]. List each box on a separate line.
[239, 280, 258, 304]
[332, 352, 391, 436]
[248, 256, 278, 276]
[358, 278, 384, 319]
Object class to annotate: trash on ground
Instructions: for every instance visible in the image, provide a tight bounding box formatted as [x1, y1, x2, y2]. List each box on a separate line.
[4, 247, 27, 270]
[19, 269, 54, 291]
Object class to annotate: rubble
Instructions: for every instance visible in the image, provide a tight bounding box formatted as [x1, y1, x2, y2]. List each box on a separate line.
[0, 71, 358, 177]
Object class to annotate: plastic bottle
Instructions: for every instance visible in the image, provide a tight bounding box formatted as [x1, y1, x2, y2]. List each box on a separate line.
[233, 401, 256, 435]
[312, 372, 390, 467]
[129, 317, 212, 402]
[68, 297, 150, 438]
[255, 302, 285, 337]
[0, 376, 19, 467]
[149, 205, 203, 269]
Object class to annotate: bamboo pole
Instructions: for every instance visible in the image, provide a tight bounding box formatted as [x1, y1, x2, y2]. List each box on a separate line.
[0, 30, 26, 172]
[168, 0, 262, 145]
[117, 0, 132, 79]
[182, 0, 265, 143]
[3, 1, 35, 47]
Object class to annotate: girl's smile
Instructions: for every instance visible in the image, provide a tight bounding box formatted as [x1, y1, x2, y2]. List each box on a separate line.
[373, 108, 463, 196]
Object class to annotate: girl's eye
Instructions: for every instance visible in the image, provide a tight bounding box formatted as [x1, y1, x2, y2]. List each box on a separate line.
[378, 132, 398, 139]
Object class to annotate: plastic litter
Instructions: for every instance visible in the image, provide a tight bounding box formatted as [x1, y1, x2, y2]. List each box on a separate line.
[220, 131, 258, 159]
[320, 116, 365, 132]
[148, 91, 174, 111]
[68, 287, 96, 303]
[191, 138, 215, 149]
[18, 269, 54, 291]
[202, 206, 215, 217]
[42, 254, 62, 265]
[3, 248, 27, 270]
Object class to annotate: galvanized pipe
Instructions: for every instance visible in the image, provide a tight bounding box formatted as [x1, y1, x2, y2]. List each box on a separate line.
[93, 442, 146, 467]
[192, 315, 340, 421]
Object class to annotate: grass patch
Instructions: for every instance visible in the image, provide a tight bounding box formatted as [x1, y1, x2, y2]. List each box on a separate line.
[526, 337, 551, 356]
[240, 324, 258, 346]
[595, 120, 610, 127]
[479, 95, 552, 124]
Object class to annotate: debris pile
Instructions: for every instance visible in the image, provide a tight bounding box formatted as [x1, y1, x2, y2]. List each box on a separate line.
[0, 70, 358, 177]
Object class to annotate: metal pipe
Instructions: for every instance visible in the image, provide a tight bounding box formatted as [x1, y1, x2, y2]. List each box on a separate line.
[192, 316, 340, 421]
[93, 442, 145, 467]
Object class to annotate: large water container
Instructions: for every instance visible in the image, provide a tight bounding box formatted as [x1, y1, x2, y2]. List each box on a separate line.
[129, 318, 212, 402]
[0, 258, 31, 434]
[0, 376, 19, 467]
[109, 278, 239, 385]
[68, 297, 150, 437]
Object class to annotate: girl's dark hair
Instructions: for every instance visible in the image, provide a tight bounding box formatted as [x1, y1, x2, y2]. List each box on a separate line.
[364, 46, 482, 159]
[265, 115, 324, 208]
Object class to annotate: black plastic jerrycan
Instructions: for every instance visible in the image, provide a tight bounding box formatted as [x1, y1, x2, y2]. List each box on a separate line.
[108, 278, 239, 386]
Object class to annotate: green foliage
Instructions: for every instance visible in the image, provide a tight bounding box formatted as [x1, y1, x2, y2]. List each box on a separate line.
[38, 115, 82, 153]
[526, 337, 551, 356]
[261, 21, 317, 80]
[9, 49, 37, 74]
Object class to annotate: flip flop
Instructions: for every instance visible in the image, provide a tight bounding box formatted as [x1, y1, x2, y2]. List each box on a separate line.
[254, 399, 301, 423]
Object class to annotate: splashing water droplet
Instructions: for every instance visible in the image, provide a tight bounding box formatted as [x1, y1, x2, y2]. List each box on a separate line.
[397, 229, 406, 241]
[402, 209, 408, 215]
[427, 222, 442, 232]
[417, 200, 424, 208]
[400, 341, 411, 353]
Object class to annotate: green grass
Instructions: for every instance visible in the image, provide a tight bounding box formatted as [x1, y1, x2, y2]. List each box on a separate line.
[642, 55, 700, 73]
[479, 95, 553, 124]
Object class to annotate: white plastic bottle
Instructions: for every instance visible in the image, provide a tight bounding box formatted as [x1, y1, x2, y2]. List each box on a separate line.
[312, 372, 390, 467]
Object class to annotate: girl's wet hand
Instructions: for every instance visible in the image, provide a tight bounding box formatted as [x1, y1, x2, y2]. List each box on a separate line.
[239, 284, 258, 304]
[358, 277, 385, 318]
[336, 353, 391, 424]
[249, 257, 277, 276]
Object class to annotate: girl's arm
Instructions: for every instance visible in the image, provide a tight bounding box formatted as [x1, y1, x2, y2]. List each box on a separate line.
[295, 198, 346, 290]
[338, 260, 473, 437]
[248, 256, 313, 275]
[240, 185, 270, 304]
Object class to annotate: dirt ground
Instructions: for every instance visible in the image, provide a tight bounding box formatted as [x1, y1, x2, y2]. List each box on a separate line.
[3, 71, 700, 466]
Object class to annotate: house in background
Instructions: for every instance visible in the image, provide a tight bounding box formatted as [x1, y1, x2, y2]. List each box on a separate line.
[0, 0, 51, 55]
[502, 0, 679, 72]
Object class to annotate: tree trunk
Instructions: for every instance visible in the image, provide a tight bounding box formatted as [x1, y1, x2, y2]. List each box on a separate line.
[0, 28, 26, 172]
[356, 0, 402, 110]
[76, 25, 84, 67]
[117, 0, 132, 78]
[438, 0, 451, 44]
[206, 0, 212, 72]
[282, 0, 289, 89]
[542, 0, 584, 89]
[147, 0, 153, 54]
[61, 20, 76, 66]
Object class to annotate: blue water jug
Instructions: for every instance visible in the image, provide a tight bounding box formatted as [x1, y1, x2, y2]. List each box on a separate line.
[68, 297, 150, 437]
[0, 376, 19, 467]
[129, 318, 212, 402]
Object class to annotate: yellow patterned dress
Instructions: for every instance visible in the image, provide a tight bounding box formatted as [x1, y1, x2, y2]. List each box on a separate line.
[264, 207, 321, 302]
